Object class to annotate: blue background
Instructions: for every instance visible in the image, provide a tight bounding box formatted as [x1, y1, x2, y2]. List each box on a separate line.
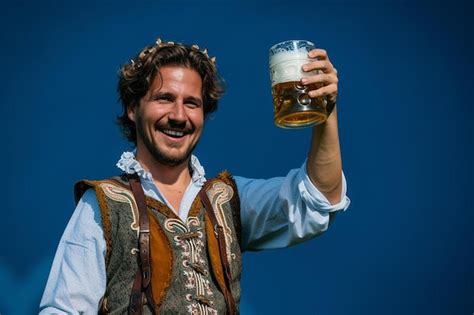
[0, 0, 472, 314]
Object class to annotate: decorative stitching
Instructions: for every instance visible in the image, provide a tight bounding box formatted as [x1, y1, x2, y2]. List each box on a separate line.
[216, 171, 242, 250]
[165, 217, 217, 315]
[206, 181, 236, 261]
[100, 183, 140, 235]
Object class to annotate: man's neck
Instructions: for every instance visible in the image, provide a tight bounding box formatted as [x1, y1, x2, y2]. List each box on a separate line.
[135, 149, 192, 188]
[135, 148, 192, 213]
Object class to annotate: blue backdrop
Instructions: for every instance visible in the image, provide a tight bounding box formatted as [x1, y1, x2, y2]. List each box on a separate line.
[0, 1, 472, 314]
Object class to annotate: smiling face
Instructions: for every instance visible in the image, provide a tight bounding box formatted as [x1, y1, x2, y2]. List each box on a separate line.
[127, 66, 204, 167]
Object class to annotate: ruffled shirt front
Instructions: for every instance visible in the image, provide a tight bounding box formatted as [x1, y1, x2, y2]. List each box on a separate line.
[115, 152, 207, 219]
[116, 151, 205, 185]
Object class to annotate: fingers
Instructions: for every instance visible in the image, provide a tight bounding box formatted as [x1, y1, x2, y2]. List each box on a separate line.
[301, 72, 338, 86]
[302, 60, 329, 73]
[304, 49, 336, 74]
[308, 83, 338, 99]
[303, 59, 336, 74]
[308, 48, 328, 60]
[304, 48, 338, 103]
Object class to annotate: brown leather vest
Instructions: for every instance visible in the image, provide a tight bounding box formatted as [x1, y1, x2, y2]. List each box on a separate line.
[74, 171, 242, 314]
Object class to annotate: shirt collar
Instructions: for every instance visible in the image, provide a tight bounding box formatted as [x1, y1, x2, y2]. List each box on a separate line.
[116, 151, 206, 185]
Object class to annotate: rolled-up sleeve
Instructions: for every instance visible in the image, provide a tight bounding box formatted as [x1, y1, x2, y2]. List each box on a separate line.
[299, 160, 350, 213]
[235, 161, 350, 251]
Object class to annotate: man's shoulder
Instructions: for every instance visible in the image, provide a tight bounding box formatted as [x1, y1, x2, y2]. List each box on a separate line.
[207, 170, 241, 210]
[212, 170, 237, 189]
[73, 175, 130, 204]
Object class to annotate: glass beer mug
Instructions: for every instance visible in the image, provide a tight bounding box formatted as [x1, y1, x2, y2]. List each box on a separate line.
[269, 40, 328, 128]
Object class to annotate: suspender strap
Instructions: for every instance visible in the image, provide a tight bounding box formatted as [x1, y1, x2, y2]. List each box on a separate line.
[199, 180, 237, 315]
[127, 173, 153, 315]
[128, 266, 144, 315]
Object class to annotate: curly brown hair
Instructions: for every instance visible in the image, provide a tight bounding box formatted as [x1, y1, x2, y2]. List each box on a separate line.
[117, 40, 224, 144]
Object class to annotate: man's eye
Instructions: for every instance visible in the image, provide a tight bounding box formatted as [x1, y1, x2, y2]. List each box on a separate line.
[155, 96, 172, 103]
[186, 102, 199, 108]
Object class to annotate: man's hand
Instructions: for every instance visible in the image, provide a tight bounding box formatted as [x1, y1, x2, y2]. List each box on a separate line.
[301, 48, 339, 114]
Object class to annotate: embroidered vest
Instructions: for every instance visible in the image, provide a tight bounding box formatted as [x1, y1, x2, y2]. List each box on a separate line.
[74, 171, 242, 314]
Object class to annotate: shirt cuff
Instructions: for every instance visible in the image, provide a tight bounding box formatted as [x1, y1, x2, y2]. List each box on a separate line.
[298, 160, 351, 213]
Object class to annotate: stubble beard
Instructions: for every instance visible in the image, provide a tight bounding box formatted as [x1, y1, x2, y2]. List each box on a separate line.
[136, 118, 199, 167]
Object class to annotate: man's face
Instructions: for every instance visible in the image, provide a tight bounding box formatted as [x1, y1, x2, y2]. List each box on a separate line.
[128, 66, 204, 167]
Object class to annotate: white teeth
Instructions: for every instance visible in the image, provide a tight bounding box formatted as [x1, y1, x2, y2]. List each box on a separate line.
[162, 129, 185, 137]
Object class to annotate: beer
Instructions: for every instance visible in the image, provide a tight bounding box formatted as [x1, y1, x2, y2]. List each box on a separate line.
[272, 81, 327, 128]
[269, 40, 327, 128]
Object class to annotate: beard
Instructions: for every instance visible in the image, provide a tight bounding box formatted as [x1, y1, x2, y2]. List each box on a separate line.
[135, 116, 200, 167]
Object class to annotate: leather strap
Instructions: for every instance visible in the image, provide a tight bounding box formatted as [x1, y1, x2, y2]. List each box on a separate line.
[199, 180, 237, 315]
[128, 266, 144, 315]
[127, 173, 153, 315]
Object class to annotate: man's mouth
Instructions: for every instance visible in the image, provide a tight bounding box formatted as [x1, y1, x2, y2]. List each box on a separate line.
[160, 129, 188, 138]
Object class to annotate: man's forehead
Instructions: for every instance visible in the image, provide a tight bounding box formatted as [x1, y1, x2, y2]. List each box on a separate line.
[150, 66, 202, 95]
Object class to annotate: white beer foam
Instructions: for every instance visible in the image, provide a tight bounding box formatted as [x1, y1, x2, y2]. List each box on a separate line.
[269, 49, 309, 67]
[269, 50, 314, 86]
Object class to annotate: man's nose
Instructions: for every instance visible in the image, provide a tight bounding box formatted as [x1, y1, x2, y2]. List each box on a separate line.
[168, 101, 186, 123]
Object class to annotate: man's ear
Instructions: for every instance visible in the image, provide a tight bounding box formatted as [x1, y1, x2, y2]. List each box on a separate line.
[127, 104, 136, 122]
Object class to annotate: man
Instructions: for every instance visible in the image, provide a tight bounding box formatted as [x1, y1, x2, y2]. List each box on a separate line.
[40, 38, 350, 314]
